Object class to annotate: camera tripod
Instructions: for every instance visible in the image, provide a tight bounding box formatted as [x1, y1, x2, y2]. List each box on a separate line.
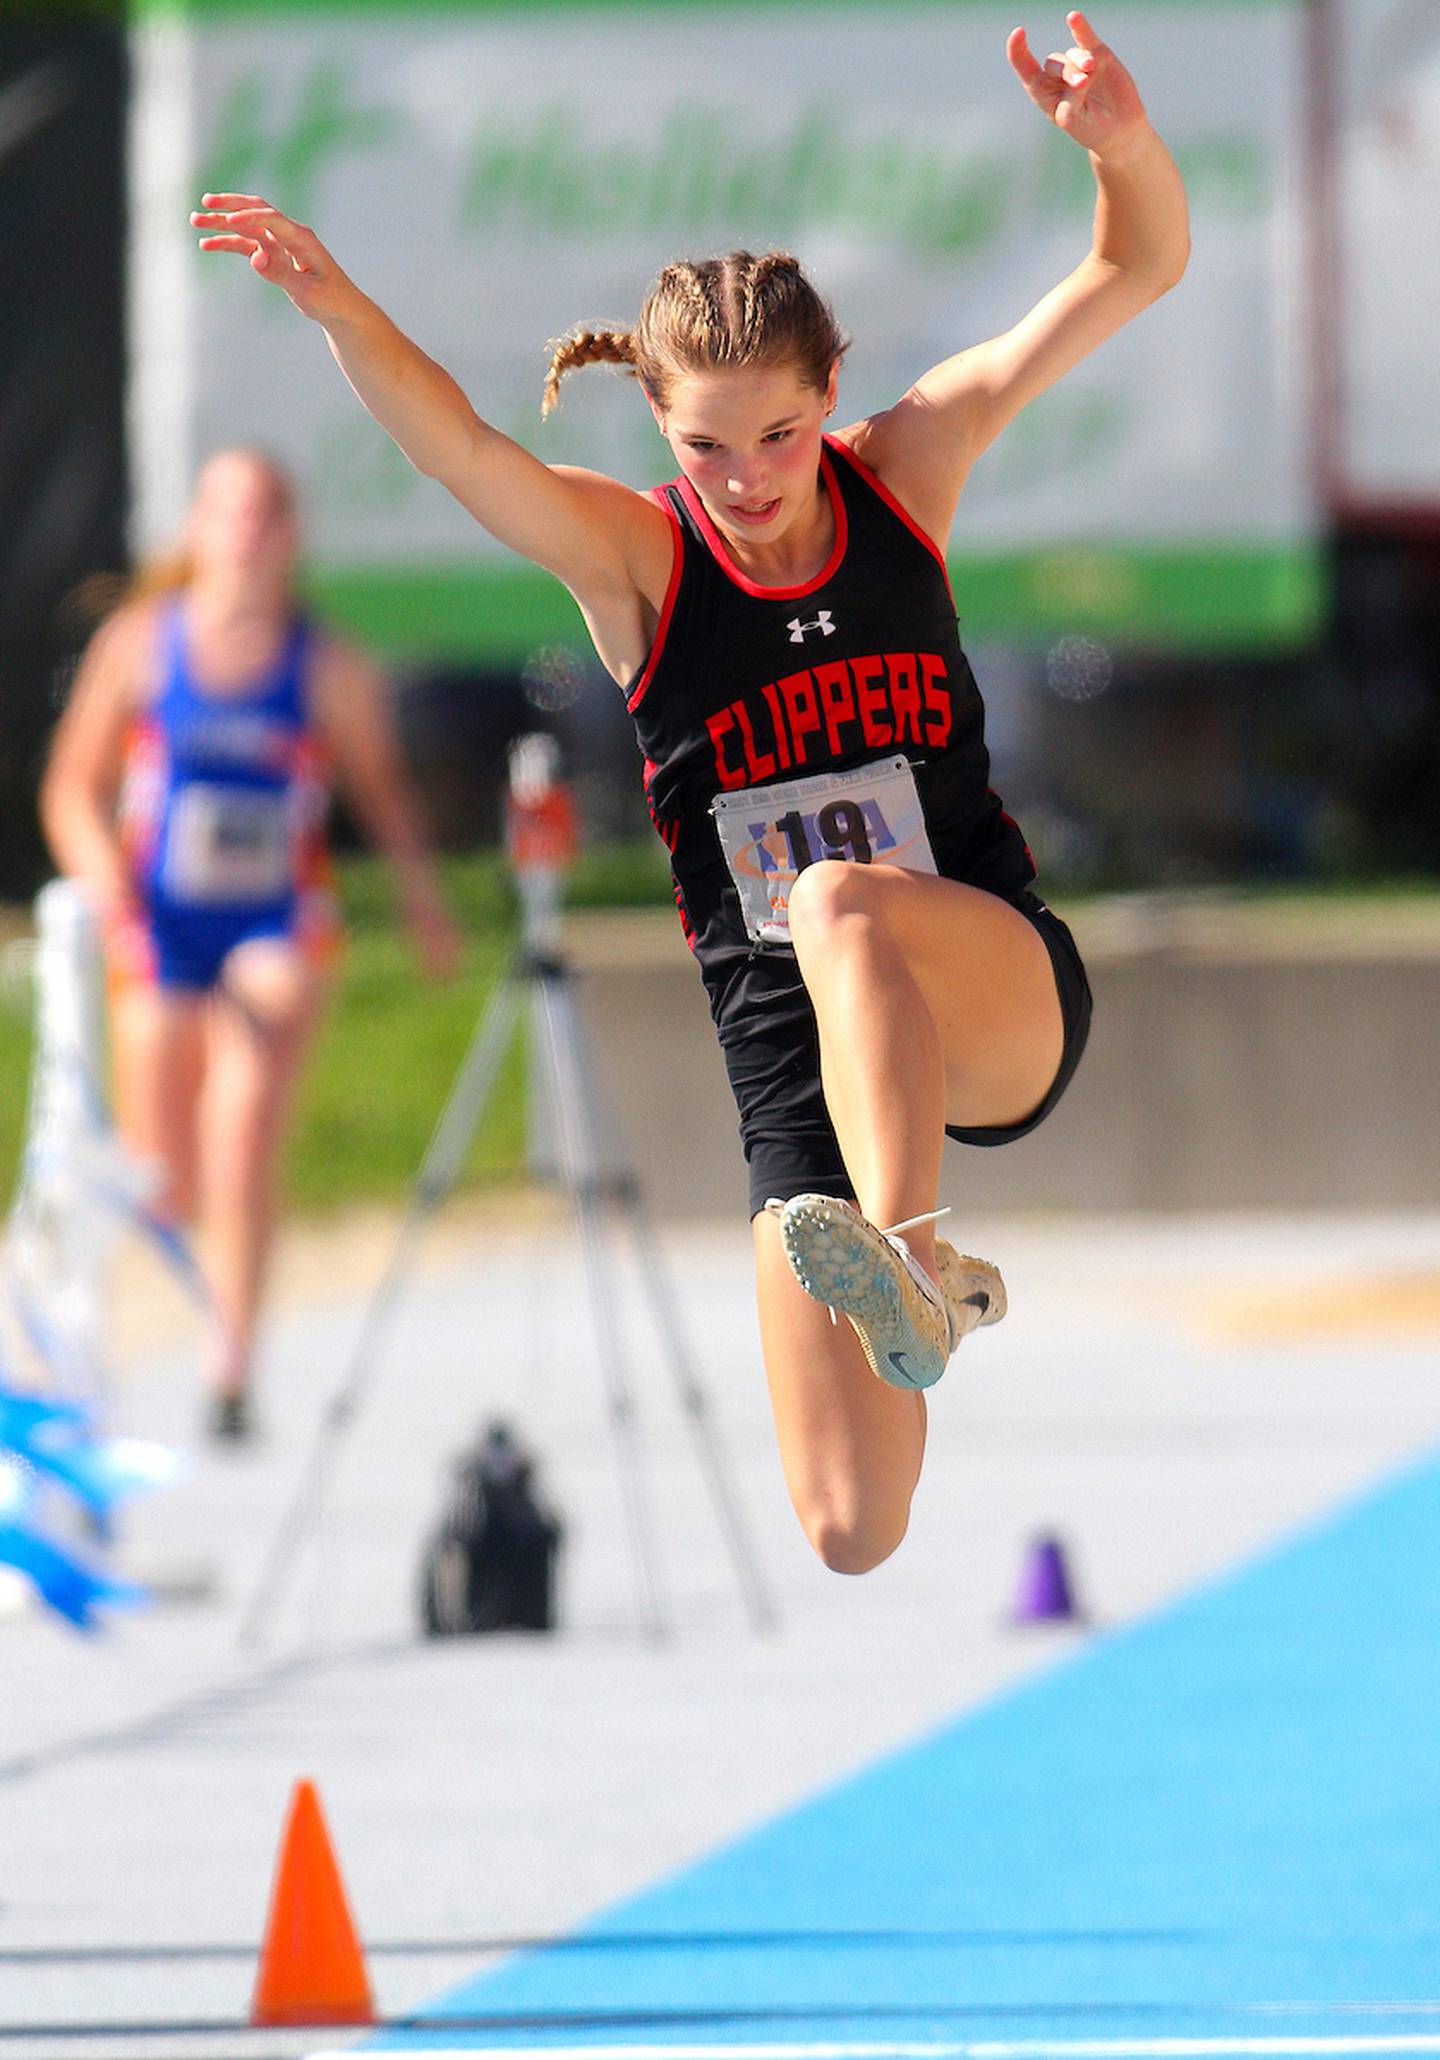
[241, 869, 777, 1647]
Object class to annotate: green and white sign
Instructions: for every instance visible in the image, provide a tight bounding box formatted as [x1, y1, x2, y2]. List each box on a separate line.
[1334, 0, 1440, 506]
[130, 0, 1322, 655]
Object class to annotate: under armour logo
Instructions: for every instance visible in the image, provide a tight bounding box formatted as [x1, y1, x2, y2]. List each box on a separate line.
[787, 610, 836, 644]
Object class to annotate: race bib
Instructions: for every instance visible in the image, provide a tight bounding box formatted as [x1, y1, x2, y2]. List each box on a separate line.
[163, 784, 293, 904]
[711, 754, 937, 948]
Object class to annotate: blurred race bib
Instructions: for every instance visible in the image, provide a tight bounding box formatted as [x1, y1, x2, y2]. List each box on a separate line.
[163, 784, 292, 904]
[711, 754, 937, 949]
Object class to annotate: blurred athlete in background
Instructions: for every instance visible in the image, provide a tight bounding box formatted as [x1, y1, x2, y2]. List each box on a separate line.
[41, 447, 459, 1440]
[191, 14, 1187, 1551]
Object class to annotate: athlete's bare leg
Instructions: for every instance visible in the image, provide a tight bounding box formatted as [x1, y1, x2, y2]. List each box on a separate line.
[753, 1208, 927, 1573]
[758, 863, 1064, 1573]
[111, 985, 209, 1221]
[788, 864, 1063, 1278]
[198, 938, 328, 1396]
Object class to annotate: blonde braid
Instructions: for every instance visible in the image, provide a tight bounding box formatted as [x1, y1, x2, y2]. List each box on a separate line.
[541, 327, 639, 416]
[651, 259, 725, 362]
[740, 251, 805, 352]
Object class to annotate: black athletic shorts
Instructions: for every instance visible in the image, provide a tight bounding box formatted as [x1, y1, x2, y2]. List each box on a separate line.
[719, 890, 1093, 1220]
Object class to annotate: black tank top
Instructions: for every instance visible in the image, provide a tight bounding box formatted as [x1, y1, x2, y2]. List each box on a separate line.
[626, 434, 1034, 1031]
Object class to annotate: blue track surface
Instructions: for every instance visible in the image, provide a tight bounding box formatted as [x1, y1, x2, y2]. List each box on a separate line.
[372, 1450, 1440, 2054]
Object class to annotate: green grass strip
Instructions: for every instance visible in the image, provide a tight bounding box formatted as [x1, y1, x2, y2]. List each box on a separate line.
[0, 845, 672, 1220]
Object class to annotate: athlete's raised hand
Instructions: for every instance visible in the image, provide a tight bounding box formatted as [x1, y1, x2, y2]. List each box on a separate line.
[191, 195, 356, 324]
[1006, 11, 1148, 156]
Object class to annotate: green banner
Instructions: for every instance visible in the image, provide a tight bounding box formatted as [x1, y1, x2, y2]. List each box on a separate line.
[308, 545, 1323, 663]
[131, 2, 1322, 656]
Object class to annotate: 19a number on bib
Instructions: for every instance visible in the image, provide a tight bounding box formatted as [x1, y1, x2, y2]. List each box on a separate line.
[711, 754, 937, 948]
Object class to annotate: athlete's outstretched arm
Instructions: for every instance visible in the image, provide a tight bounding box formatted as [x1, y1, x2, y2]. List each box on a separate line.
[191, 198, 668, 653]
[850, 10, 1189, 542]
[309, 641, 461, 978]
[39, 607, 150, 931]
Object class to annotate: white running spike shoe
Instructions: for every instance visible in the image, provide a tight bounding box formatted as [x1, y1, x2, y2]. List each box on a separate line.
[771, 1194, 1006, 1391]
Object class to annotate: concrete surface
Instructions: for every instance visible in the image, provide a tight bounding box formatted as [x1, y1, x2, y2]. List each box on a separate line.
[569, 900, 1440, 1217]
[2, 1208, 1439, 2056]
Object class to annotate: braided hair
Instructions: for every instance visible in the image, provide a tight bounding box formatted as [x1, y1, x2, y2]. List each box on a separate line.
[542, 252, 848, 417]
[541, 327, 639, 418]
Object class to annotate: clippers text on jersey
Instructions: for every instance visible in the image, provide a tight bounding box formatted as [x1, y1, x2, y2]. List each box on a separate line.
[707, 650, 955, 790]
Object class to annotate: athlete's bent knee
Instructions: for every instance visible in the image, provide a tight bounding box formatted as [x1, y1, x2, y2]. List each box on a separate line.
[787, 858, 883, 945]
[802, 1502, 910, 1576]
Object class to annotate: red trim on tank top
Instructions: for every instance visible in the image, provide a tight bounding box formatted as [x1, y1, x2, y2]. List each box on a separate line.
[626, 493, 684, 713]
[673, 447, 847, 600]
[824, 435, 954, 597]
[996, 799, 1037, 872]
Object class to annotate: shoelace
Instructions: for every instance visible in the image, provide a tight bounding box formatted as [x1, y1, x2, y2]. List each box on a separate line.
[879, 1208, 953, 1334]
[883, 1205, 952, 1239]
[772, 1201, 953, 1330]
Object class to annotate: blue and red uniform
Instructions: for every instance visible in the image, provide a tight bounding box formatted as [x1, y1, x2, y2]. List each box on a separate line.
[116, 603, 339, 990]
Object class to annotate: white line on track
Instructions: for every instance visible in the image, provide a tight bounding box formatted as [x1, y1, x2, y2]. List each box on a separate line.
[304, 2037, 1440, 2060]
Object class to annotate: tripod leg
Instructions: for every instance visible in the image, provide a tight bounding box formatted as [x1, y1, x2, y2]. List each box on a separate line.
[546, 972, 778, 1633]
[531, 969, 670, 1643]
[238, 967, 526, 1650]
[620, 1182, 780, 1634]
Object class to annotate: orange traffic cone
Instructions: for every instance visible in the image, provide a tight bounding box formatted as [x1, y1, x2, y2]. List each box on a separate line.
[251, 1779, 376, 2026]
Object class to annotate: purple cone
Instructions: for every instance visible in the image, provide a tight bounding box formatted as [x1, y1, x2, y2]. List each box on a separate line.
[1010, 1532, 1084, 1624]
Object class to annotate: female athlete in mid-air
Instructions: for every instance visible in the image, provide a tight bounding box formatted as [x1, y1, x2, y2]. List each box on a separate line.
[193, 12, 1187, 1561]
[42, 450, 458, 1439]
